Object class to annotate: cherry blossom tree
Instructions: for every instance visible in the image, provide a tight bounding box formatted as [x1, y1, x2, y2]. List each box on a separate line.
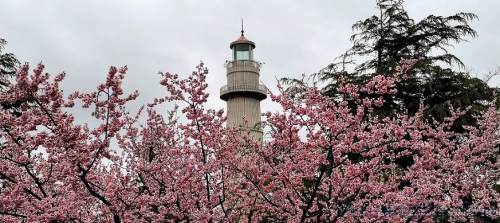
[0, 64, 138, 222]
[1, 60, 499, 222]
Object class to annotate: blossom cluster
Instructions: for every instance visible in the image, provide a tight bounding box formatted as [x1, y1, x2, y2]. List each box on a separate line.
[0, 60, 498, 222]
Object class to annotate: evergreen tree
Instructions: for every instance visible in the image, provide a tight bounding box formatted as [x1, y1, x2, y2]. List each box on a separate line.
[0, 38, 23, 120]
[0, 38, 20, 78]
[0, 38, 22, 117]
[291, 0, 497, 132]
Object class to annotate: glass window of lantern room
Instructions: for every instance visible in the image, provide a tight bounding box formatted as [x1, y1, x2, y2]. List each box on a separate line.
[234, 44, 251, 60]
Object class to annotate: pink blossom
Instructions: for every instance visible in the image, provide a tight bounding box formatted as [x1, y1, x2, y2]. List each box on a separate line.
[0, 60, 498, 222]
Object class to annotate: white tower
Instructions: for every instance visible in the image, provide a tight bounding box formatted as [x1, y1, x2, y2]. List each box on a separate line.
[220, 27, 266, 140]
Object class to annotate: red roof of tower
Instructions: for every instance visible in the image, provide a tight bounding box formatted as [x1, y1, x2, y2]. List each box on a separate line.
[230, 31, 256, 49]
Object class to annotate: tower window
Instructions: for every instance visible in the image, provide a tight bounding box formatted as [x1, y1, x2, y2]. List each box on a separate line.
[233, 44, 253, 60]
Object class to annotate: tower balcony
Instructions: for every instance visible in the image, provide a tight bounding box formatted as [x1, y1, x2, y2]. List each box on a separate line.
[220, 83, 267, 101]
[224, 60, 263, 69]
[224, 60, 263, 74]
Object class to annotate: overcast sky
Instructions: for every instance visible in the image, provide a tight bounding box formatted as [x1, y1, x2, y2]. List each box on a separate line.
[2, 0, 500, 124]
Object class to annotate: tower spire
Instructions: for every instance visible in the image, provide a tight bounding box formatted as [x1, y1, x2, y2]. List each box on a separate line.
[241, 18, 244, 36]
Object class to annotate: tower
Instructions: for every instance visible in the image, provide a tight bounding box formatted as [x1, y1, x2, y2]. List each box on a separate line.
[220, 27, 266, 140]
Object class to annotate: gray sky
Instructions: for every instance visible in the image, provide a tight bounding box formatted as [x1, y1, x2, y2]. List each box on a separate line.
[2, 0, 500, 123]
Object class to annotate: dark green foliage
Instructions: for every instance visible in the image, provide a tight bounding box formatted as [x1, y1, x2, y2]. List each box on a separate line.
[1, 38, 22, 113]
[285, 0, 496, 133]
[0, 38, 22, 116]
[419, 67, 496, 132]
[0, 38, 20, 78]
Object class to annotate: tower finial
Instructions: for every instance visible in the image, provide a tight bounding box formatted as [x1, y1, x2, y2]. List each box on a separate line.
[241, 18, 244, 36]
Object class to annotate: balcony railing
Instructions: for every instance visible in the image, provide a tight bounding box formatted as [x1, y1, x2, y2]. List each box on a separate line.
[220, 83, 267, 100]
[224, 60, 264, 69]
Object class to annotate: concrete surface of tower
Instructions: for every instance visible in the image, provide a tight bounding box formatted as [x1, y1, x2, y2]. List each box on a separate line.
[220, 25, 267, 141]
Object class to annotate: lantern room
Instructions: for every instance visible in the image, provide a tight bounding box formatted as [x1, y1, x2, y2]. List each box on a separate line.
[229, 30, 256, 61]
